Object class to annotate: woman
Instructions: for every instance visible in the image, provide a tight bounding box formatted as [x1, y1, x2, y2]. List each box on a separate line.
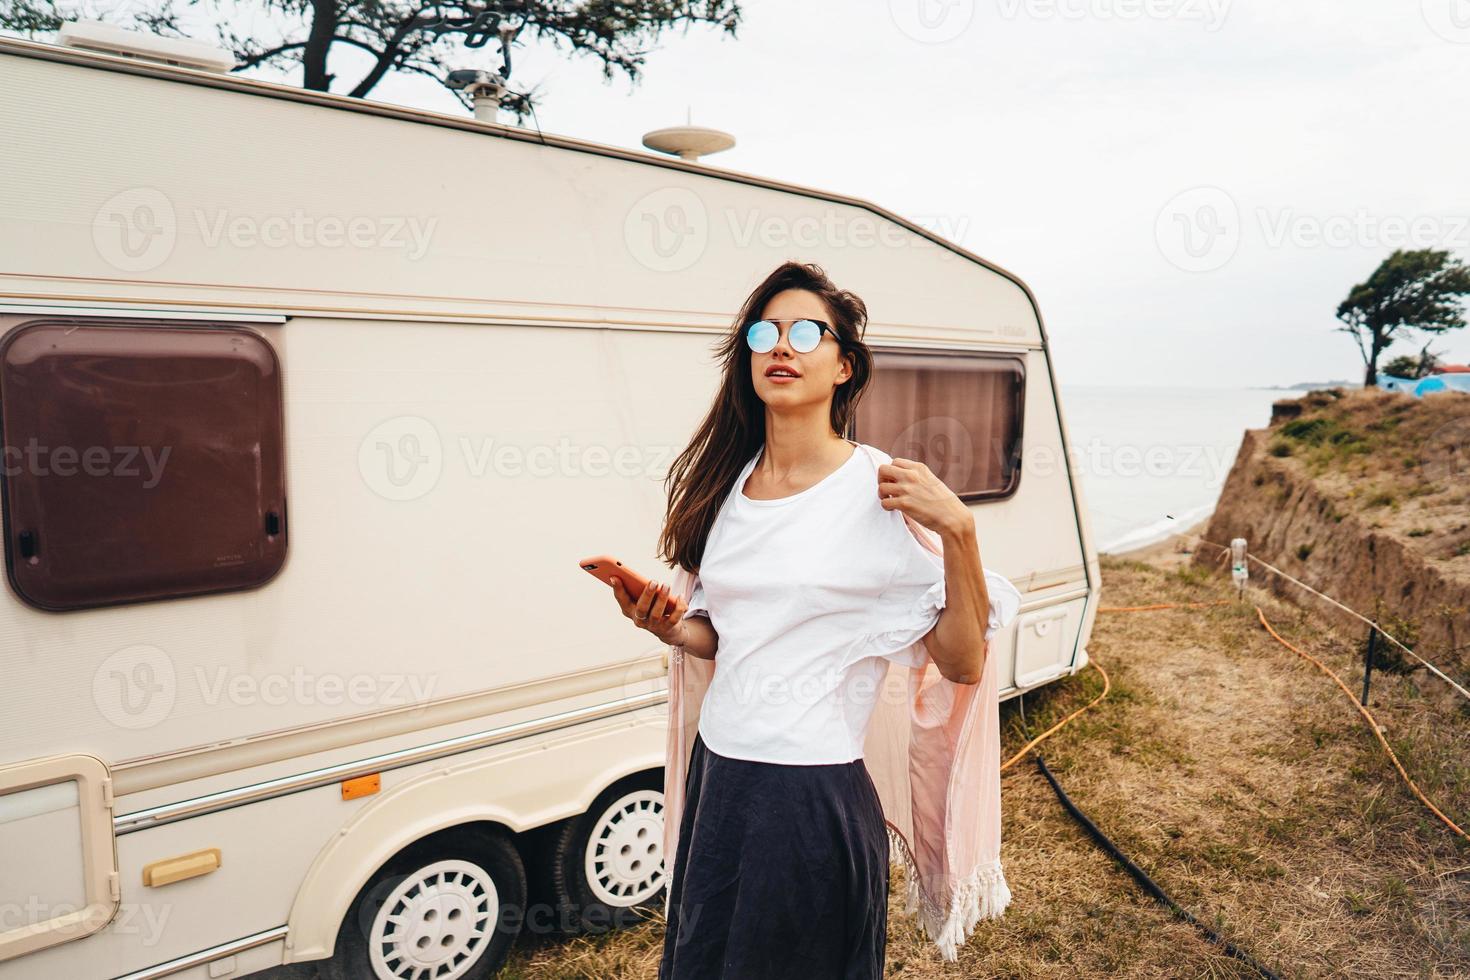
[609, 261, 1020, 977]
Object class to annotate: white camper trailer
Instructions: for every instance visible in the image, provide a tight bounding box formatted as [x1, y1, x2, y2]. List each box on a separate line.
[0, 27, 1099, 980]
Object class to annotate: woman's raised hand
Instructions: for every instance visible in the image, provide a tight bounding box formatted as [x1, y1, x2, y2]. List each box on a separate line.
[611, 576, 689, 646]
[875, 457, 973, 538]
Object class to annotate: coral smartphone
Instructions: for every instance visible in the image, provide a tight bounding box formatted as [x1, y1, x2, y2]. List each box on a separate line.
[578, 555, 658, 603]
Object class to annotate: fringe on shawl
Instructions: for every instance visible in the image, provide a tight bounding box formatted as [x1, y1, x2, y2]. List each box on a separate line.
[886, 823, 1012, 963]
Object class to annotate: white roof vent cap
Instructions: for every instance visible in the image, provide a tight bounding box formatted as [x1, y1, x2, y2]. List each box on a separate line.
[59, 19, 237, 73]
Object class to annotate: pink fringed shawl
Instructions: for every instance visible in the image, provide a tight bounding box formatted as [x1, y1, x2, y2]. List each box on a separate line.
[662, 442, 1021, 962]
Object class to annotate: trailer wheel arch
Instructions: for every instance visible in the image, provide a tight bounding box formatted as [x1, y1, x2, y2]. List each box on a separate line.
[284, 743, 666, 963]
[285, 795, 524, 963]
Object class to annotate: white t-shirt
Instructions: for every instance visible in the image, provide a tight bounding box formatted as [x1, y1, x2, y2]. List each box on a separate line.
[684, 440, 1022, 765]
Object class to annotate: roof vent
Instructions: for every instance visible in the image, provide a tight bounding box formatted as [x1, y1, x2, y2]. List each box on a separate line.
[445, 69, 509, 124]
[58, 19, 237, 73]
[642, 111, 735, 163]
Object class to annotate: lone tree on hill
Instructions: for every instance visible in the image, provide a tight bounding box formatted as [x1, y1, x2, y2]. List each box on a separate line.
[1335, 248, 1470, 387]
[0, 0, 741, 121]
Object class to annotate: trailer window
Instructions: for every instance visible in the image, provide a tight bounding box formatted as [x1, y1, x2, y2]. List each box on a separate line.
[0, 319, 287, 611]
[854, 350, 1023, 501]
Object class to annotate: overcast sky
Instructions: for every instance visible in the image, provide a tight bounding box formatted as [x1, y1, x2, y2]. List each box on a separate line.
[52, 0, 1470, 387]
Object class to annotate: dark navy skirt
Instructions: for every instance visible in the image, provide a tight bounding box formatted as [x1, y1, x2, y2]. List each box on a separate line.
[657, 730, 890, 979]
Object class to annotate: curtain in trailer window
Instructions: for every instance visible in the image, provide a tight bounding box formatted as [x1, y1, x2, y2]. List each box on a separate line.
[854, 351, 1023, 500]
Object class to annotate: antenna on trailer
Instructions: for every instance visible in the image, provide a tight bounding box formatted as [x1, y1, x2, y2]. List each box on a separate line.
[641, 113, 735, 164]
[442, 19, 518, 124]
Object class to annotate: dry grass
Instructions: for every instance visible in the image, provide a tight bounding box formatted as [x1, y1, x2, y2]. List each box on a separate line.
[498, 549, 1470, 979]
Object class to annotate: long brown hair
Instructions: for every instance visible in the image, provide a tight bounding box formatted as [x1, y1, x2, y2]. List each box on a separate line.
[657, 260, 875, 573]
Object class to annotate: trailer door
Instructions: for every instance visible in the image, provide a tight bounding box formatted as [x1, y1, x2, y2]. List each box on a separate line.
[0, 754, 118, 961]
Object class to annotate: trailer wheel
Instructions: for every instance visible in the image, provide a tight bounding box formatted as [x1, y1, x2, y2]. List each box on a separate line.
[322, 827, 525, 980]
[549, 771, 666, 934]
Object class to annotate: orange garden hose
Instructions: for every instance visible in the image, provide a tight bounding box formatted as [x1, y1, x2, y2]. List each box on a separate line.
[1022, 594, 1470, 843]
[999, 617, 1280, 976]
[999, 601, 1217, 773]
[1194, 537, 1470, 703]
[1253, 606, 1469, 842]
[1001, 658, 1110, 773]
[998, 586, 1466, 980]
[1096, 599, 1233, 613]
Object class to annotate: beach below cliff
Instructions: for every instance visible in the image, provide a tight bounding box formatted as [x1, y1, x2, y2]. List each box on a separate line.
[1105, 513, 1213, 571]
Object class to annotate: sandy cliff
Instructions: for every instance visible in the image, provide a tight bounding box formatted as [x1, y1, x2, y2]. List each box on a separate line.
[1195, 388, 1470, 675]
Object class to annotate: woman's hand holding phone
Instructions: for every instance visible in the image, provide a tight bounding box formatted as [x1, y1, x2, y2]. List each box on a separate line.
[612, 575, 690, 646]
[578, 555, 710, 654]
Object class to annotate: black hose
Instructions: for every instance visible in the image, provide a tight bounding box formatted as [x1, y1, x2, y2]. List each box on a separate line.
[1034, 753, 1283, 980]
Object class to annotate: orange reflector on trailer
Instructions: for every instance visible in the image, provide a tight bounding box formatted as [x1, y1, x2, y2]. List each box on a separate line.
[341, 773, 380, 800]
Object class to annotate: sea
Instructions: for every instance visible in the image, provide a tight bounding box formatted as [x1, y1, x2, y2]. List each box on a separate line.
[1057, 385, 1305, 554]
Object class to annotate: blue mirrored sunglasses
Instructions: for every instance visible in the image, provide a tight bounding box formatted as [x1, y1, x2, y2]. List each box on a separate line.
[745, 318, 843, 354]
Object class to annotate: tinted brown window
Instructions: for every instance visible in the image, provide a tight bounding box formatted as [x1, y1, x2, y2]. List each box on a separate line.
[0, 319, 287, 611]
[853, 350, 1023, 501]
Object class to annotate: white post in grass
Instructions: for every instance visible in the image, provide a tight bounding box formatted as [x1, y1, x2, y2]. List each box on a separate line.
[1231, 538, 1249, 599]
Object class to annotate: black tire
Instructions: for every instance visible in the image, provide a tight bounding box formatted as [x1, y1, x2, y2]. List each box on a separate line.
[320, 826, 526, 980]
[547, 770, 666, 935]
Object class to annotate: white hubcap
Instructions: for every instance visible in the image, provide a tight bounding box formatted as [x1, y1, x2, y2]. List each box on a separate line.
[369, 859, 497, 980]
[584, 789, 665, 905]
